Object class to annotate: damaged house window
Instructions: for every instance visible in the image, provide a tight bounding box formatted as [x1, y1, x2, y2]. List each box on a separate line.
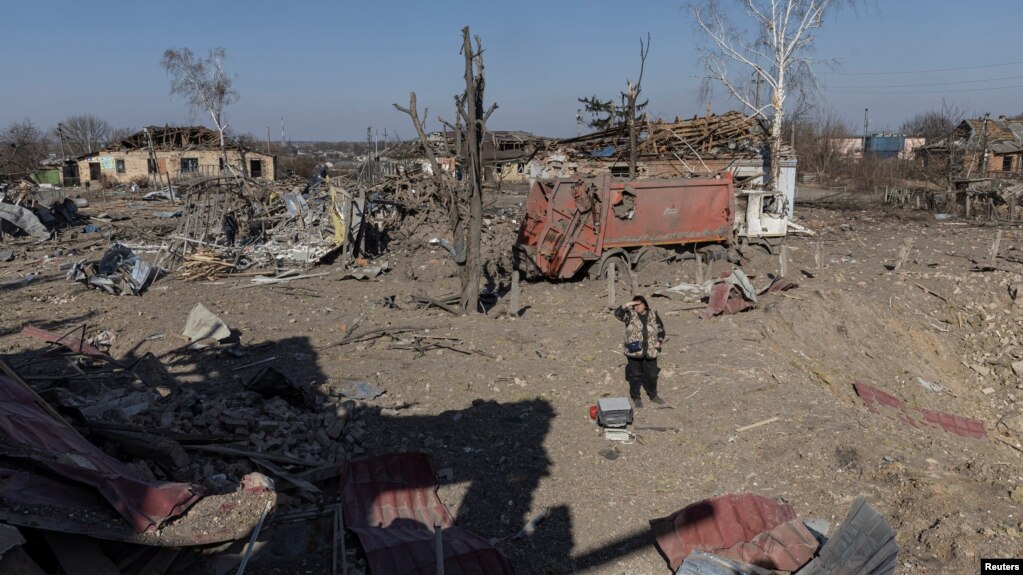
[610, 166, 629, 178]
[1004, 157, 1013, 172]
[147, 158, 157, 174]
[181, 158, 199, 174]
[115, 159, 126, 174]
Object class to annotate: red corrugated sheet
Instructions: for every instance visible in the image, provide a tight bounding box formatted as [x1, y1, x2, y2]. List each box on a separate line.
[0, 373, 202, 533]
[341, 452, 453, 529]
[20, 324, 125, 367]
[351, 526, 513, 575]
[703, 275, 798, 319]
[854, 383, 986, 439]
[918, 408, 986, 439]
[650, 493, 819, 571]
[0, 466, 274, 546]
[342, 453, 512, 575]
[703, 280, 755, 319]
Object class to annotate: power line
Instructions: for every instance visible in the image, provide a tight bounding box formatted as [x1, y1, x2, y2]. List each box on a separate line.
[829, 60, 1023, 76]
[829, 74, 1023, 90]
[824, 83, 1023, 95]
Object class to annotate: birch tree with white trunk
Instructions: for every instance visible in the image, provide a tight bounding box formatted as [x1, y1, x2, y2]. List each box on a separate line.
[161, 47, 239, 173]
[690, 0, 852, 189]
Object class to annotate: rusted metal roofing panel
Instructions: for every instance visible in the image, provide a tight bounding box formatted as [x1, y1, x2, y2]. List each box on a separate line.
[20, 324, 126, 367]
[650, 494, 819, 571]
[341, 453, 454, 529]
[0, 373, 202, 533]
[918, 408, 986, 439]
[703, 281, 755, 318]
[0, 465, 275, 546]
[854, 383, 986, 438]
[854, 383, 904, 412]
[351, 526, 513, 575]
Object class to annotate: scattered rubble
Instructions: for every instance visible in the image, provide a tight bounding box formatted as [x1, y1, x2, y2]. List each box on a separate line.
[67, 243, 162, 296]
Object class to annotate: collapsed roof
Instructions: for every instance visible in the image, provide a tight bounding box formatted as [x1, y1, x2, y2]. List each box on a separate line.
[556, 111, 772, 161]
[85, 126, 271, 156]
[918, 117, 1023, 154]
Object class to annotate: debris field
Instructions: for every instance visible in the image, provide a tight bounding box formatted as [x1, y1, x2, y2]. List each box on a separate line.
[1, 181, 1023, 574]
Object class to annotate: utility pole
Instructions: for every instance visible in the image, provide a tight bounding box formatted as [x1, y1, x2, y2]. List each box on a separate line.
[863, 108, 869, 158]
[57, 123, 68, 160]
[266, 126, 271, 155]
[576, 109, 582, 136]
[366, 126, 374, 186]
[980, 112, 990, 176]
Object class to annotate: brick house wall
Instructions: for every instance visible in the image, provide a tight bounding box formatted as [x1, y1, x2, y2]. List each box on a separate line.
[77, 148, 276, 186]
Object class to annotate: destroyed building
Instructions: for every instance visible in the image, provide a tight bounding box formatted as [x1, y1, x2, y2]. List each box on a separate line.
[70, 126, 276, 187]
[378, 130, 547, 186]
[527, 111, 797, 212]
[529, 111, 783, 180]
[916, 115, 1023, 181]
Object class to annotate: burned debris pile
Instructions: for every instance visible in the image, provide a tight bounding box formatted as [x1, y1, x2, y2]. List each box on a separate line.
[0, 319, 396, 573]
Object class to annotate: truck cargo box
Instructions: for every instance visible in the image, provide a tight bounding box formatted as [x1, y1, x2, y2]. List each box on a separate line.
[514, 173, 735, 280]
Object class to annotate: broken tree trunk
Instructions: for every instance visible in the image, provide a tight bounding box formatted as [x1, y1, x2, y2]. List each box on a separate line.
[459, 26, 486, 314]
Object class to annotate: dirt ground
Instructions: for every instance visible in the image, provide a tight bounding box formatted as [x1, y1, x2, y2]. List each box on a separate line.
[3, 187, 1023, 574]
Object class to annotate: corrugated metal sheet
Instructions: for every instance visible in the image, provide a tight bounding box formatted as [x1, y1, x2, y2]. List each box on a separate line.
[0, 373, 202, 533]
[341, 453, 453, 529]
[990, 141, 1023, 154]
[918, 408, 986, 439]
[351, 526, 513, 575]
[20, 324, 126, 367]
[0, 465, 276, 546]
[854, 383, 986, 439]
[677, 550, 776, 575]
[650, 494, 819, 571]
[342, 453, 513, 574]
[797, 497, 898, 575]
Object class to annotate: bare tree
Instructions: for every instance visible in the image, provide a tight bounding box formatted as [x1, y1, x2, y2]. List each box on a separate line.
[55, 114, 112, 157]
[161, 47, 238, 170]
[690, 0, 854, 188]
[792, 109, 849, 184]
[395, 27, 496, 313]
[901, 101, 970, 186]
[627, 35, 651, 178]
[576, 33, 651, 178]
[110, 126, 134, 144]
[0, 120, 53, 180]
[901, 100, 968, 142]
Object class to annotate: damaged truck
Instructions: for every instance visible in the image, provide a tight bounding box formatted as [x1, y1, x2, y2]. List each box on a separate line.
[513, 172, 789, 281]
